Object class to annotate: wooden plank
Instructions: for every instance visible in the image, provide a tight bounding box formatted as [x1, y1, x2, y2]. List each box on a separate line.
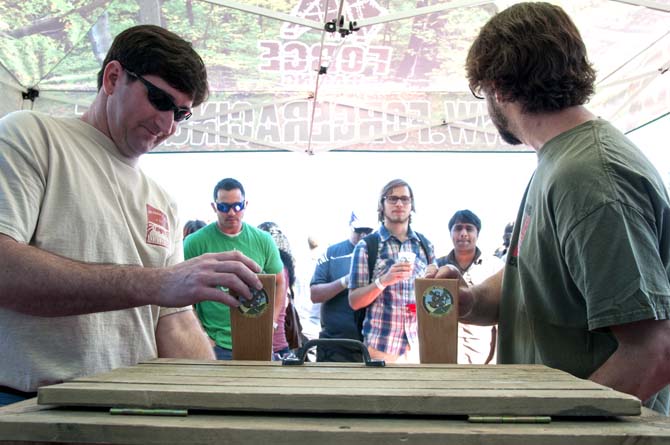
[35, 362, 642, 417]
[230, 274, 275, 361]
[85, 365, 580, 380]
[415, 278, 459, 363]
[0, 401, 668, 445]
[131, 361, 580, 377]
[37, 381, 640, 416]
[145, 358, 561, 370]
[71, 373, 602, 390]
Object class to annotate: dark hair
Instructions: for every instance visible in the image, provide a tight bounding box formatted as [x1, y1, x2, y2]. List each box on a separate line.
[213, 178, 245, 201]
[278, 249, 296, 288]
[448, 210, 482, 233]
[466, 2, 596, 113]
[377, 178, 415, 223]
[97, 25, 209, 107]
[183, 219, 206, 238]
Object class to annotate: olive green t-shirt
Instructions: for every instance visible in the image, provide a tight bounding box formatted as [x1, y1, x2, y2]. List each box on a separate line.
[499, 119, 670, 414]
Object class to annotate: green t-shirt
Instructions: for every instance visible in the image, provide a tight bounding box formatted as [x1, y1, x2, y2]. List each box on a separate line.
[184, 222, 283, 349]
[499, 119, 670, 414]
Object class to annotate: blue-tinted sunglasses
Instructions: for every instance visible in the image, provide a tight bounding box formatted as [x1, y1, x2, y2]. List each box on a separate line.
[125, 69, 193, 122]
[216, 201, 245, 213]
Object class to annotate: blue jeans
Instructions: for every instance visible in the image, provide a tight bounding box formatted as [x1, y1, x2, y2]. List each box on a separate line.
[0, 390, 34, 407]
[214, 345, 290, 361]
[213, 345, 233, 360]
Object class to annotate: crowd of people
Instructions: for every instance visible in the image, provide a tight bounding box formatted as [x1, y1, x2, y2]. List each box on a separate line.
[0, 3, 668, 416]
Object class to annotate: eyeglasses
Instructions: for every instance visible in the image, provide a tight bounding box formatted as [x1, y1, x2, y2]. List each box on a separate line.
[124, 69, 193, 122]
[469, 84, 485, 100]
[216, 201, 245, 213]
[384, 195, 412, 205]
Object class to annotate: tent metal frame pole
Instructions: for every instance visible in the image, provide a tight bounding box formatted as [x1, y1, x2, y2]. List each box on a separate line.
[197, 0, 322, 30]
[608, 71, 661, 121]
[356, 0, 493, 28]
[611, 0, 670, 13]
[191, 0, 495, 33]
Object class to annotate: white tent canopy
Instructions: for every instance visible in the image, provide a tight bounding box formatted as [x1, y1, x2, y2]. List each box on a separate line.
[0, 0, 668, 153]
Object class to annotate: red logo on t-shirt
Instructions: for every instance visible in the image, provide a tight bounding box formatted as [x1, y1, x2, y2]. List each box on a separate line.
[146, 204, 170, 248]
[513, 210, 532, 258]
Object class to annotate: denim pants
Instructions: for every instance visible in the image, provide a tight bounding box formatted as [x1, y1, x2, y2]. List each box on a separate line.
[0, 389, 35, 407]
[213, 345, 290, 361]
[213, 345, 233, 360]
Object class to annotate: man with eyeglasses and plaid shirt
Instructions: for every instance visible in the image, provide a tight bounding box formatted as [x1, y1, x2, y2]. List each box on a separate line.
[184, 178, 286, 360]
[348, 179, 437, 363]
[0, 25, 264, 407]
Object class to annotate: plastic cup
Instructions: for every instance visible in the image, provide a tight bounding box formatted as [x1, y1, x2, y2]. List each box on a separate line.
[397, 251, 416, 264]
[397, 251, 416, 277]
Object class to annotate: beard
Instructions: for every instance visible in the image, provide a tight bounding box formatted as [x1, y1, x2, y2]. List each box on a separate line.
[385, 211, 410, 225]
[487, 97, 523, 145]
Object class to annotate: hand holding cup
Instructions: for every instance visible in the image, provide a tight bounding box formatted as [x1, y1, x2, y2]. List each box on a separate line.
[397, 251, 416, 275]
[389, 250, 413, 284]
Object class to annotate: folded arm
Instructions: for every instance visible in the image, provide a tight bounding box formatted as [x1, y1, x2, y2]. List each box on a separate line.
[156, 310, 215, 359]
[589, 318, 670, 403]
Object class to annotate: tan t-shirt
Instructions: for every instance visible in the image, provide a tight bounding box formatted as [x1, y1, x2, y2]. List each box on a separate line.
[0, 111, 186, 392]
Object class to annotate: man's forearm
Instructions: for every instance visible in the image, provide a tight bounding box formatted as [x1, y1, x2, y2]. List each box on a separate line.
[273, 274, 286, 324]
[461, 268, 502, 325]
[0, 235, 160, 316]
[156, 311, 215, 360]
[349, 283, 382, 310]
[311, 277, 347, 304]
[590, 348, 666, 403]
[589, 319, 670, 404]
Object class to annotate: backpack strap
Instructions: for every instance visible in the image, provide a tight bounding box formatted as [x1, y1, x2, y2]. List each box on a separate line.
[362, 232, 380, 283]
[355, 232, 380, 339]
[363, 231, 431, 282]
[415, 232, 431, 263]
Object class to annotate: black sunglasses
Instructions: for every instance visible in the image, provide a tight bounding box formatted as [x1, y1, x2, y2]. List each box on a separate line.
[125, 69, 193, 122]
[216, 201, 245, 213]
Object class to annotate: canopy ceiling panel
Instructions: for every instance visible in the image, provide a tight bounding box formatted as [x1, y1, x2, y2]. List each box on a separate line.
[0, 0, 668, 153]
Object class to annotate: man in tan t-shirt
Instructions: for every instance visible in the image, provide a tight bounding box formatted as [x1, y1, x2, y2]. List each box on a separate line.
[0, 25, 263, 406]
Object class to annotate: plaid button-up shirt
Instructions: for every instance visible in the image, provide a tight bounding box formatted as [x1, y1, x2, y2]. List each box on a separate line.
[349, 225, 435, 355]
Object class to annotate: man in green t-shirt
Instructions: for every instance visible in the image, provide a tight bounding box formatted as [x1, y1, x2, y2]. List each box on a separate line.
[184, 178, 285, 359]
[430, 3, 670, 414]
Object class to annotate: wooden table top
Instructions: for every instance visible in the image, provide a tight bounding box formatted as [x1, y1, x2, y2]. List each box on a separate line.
[36, 359, 640, 417]
[1, 399, 669, 445]
[0, 360, 667, 445]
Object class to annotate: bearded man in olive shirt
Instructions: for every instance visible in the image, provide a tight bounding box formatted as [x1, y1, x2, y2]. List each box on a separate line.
[430, 2, 670, 414]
